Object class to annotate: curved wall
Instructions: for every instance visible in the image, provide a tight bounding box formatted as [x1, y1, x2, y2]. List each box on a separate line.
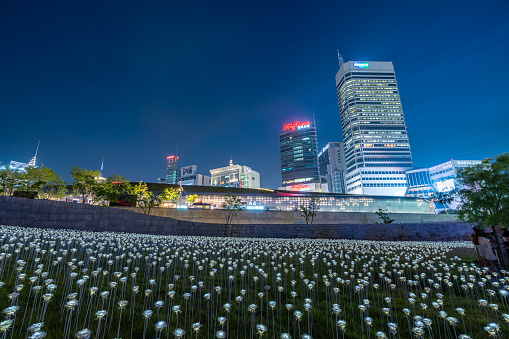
[0, 196, 472, 241]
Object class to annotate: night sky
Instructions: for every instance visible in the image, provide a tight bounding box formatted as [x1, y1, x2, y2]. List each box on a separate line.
[1, 1, 508, 189]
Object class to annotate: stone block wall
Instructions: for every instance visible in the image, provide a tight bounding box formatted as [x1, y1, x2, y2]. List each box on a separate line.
[114, 206, 459, 225]
[0, 196, 473, 241]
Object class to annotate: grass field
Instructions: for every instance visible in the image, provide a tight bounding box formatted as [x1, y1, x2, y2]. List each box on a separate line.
[0, 225, 506, 339]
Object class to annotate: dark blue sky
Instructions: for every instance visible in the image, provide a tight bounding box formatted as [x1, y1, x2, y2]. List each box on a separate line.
[1, 0, 508, 189]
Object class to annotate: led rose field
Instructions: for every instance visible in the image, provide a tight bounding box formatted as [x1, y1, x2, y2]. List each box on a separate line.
[0, 225, 506, 339]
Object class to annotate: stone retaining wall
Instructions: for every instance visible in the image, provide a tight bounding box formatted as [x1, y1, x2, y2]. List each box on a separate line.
[0, 196, 473, 241]
[114, 206, 459, 225]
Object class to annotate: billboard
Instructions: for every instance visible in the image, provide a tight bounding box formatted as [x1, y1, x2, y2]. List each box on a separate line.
[436, 179, 455, 192]
[181, 165, 196, 177]
[290, 184, 310, 191]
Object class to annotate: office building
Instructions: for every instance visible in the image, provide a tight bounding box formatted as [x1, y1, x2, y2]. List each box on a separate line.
[210, 160, 261, 189]
[336, 60, 413, 196]
[429, 159, 482, 192]
[279, 119, 320, 188]
[165, 155, 179, 184]
[405, 159, 482, 199]
[406, 159, 482, 211]
[178, 165, 211, 186]
[318, 142, 347, 194]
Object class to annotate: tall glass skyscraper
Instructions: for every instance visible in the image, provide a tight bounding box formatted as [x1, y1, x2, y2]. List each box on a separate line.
[279, 120, 320, 186]
[165, 155, 179, 184]
[335, 61, 413, 196]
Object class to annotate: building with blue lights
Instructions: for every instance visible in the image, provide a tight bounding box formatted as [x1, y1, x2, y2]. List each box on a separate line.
[405, 168, 434, 198]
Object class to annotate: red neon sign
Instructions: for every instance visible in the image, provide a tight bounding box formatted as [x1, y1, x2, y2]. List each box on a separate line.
[290, 184, 310, 191]
[283, 121, 311, 131]
[167, 155, 179, 162]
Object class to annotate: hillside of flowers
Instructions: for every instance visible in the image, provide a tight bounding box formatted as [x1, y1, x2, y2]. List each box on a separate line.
[0, 225, 505, 339]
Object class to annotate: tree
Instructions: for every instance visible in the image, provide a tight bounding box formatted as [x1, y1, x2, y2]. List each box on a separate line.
[0, 166, 21, 196]
[130, 181, 179, 215]
[430, 191, 455, 214]
[17, 166, 46, 192]
[70, 167, 102, 204]
[299, 196, 321, 224]
[455, 154, 509, 229]
[221, 193, 246, 225]
[187, 194, 201, 205]
[92, 175, 132, 206]
[34, 166, 67, 200]
[0, 164, 65, 198]
[375, 208, 395, 224]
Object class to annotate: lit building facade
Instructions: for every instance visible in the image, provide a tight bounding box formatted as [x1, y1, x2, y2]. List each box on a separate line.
[165, 155, 179, 184]
[280, 120, 320, 187]
[405, 168, 434, 198]
[175, 188, 434, 214]
[178, 165, 211, 186]
[336, 61, 413, 196]
[210, 160, 261, 189]
[405, 159, 482, 211]
[318, 142, 347, 194]
[429, 160, 482, 193]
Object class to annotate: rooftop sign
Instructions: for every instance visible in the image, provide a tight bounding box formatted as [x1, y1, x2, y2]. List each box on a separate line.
[290, 184, 310, 191]
[353, 62, 369, 68]
[455, 160, 482, 166]
[283, 121, 311, 131]
[167, 155, 179, 162]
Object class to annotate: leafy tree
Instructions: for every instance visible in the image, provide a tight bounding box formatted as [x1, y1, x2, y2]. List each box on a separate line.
[456, 154, 509, 229]
[92, 175, 132, 206]
[17, 166, 45, 192]
[0, 166, 21, 196]
[130, 181, 179, 215]
[221, 193, 246, 225]
[70, 166, 101, 204]
[375, 208, 395, 224]
[0, 164, 65, 198]
[35, 166, 67, 200]
[299, 196, 321, 224]
[430, 190, 455, 213]
[187, 194, 201, 204]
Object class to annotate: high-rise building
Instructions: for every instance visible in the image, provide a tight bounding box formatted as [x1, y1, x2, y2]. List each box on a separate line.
[336, 60, 413, 196]
[178, 165, 211, 186]
[318, 142, 347, 194]
[210, 160, 261, 189]
[279, 119, 320, 187]
[165, 155, 179, 184]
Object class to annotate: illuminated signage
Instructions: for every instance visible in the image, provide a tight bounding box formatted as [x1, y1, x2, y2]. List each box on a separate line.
[246, 206, 265, 210]
[456, 161, 482, 165]
[353, 62, 369, 68]
[167, 155, 179, 162]
[290, 184, 310, 191]
[283, 121, 311, 131]
[181, 165, 195, 176]
[318, 144, 329, 157]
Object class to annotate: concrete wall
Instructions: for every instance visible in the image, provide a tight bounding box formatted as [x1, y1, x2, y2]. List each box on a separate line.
[114, 206, 459, 225]
[0, 196, 472, 241]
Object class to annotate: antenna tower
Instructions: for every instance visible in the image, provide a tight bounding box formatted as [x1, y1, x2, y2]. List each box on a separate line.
[28, 140, 40, 167]
[337, 50, 344, 68]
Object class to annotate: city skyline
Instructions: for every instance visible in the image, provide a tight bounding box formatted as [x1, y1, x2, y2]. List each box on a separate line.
[1, 1, 508, 189]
